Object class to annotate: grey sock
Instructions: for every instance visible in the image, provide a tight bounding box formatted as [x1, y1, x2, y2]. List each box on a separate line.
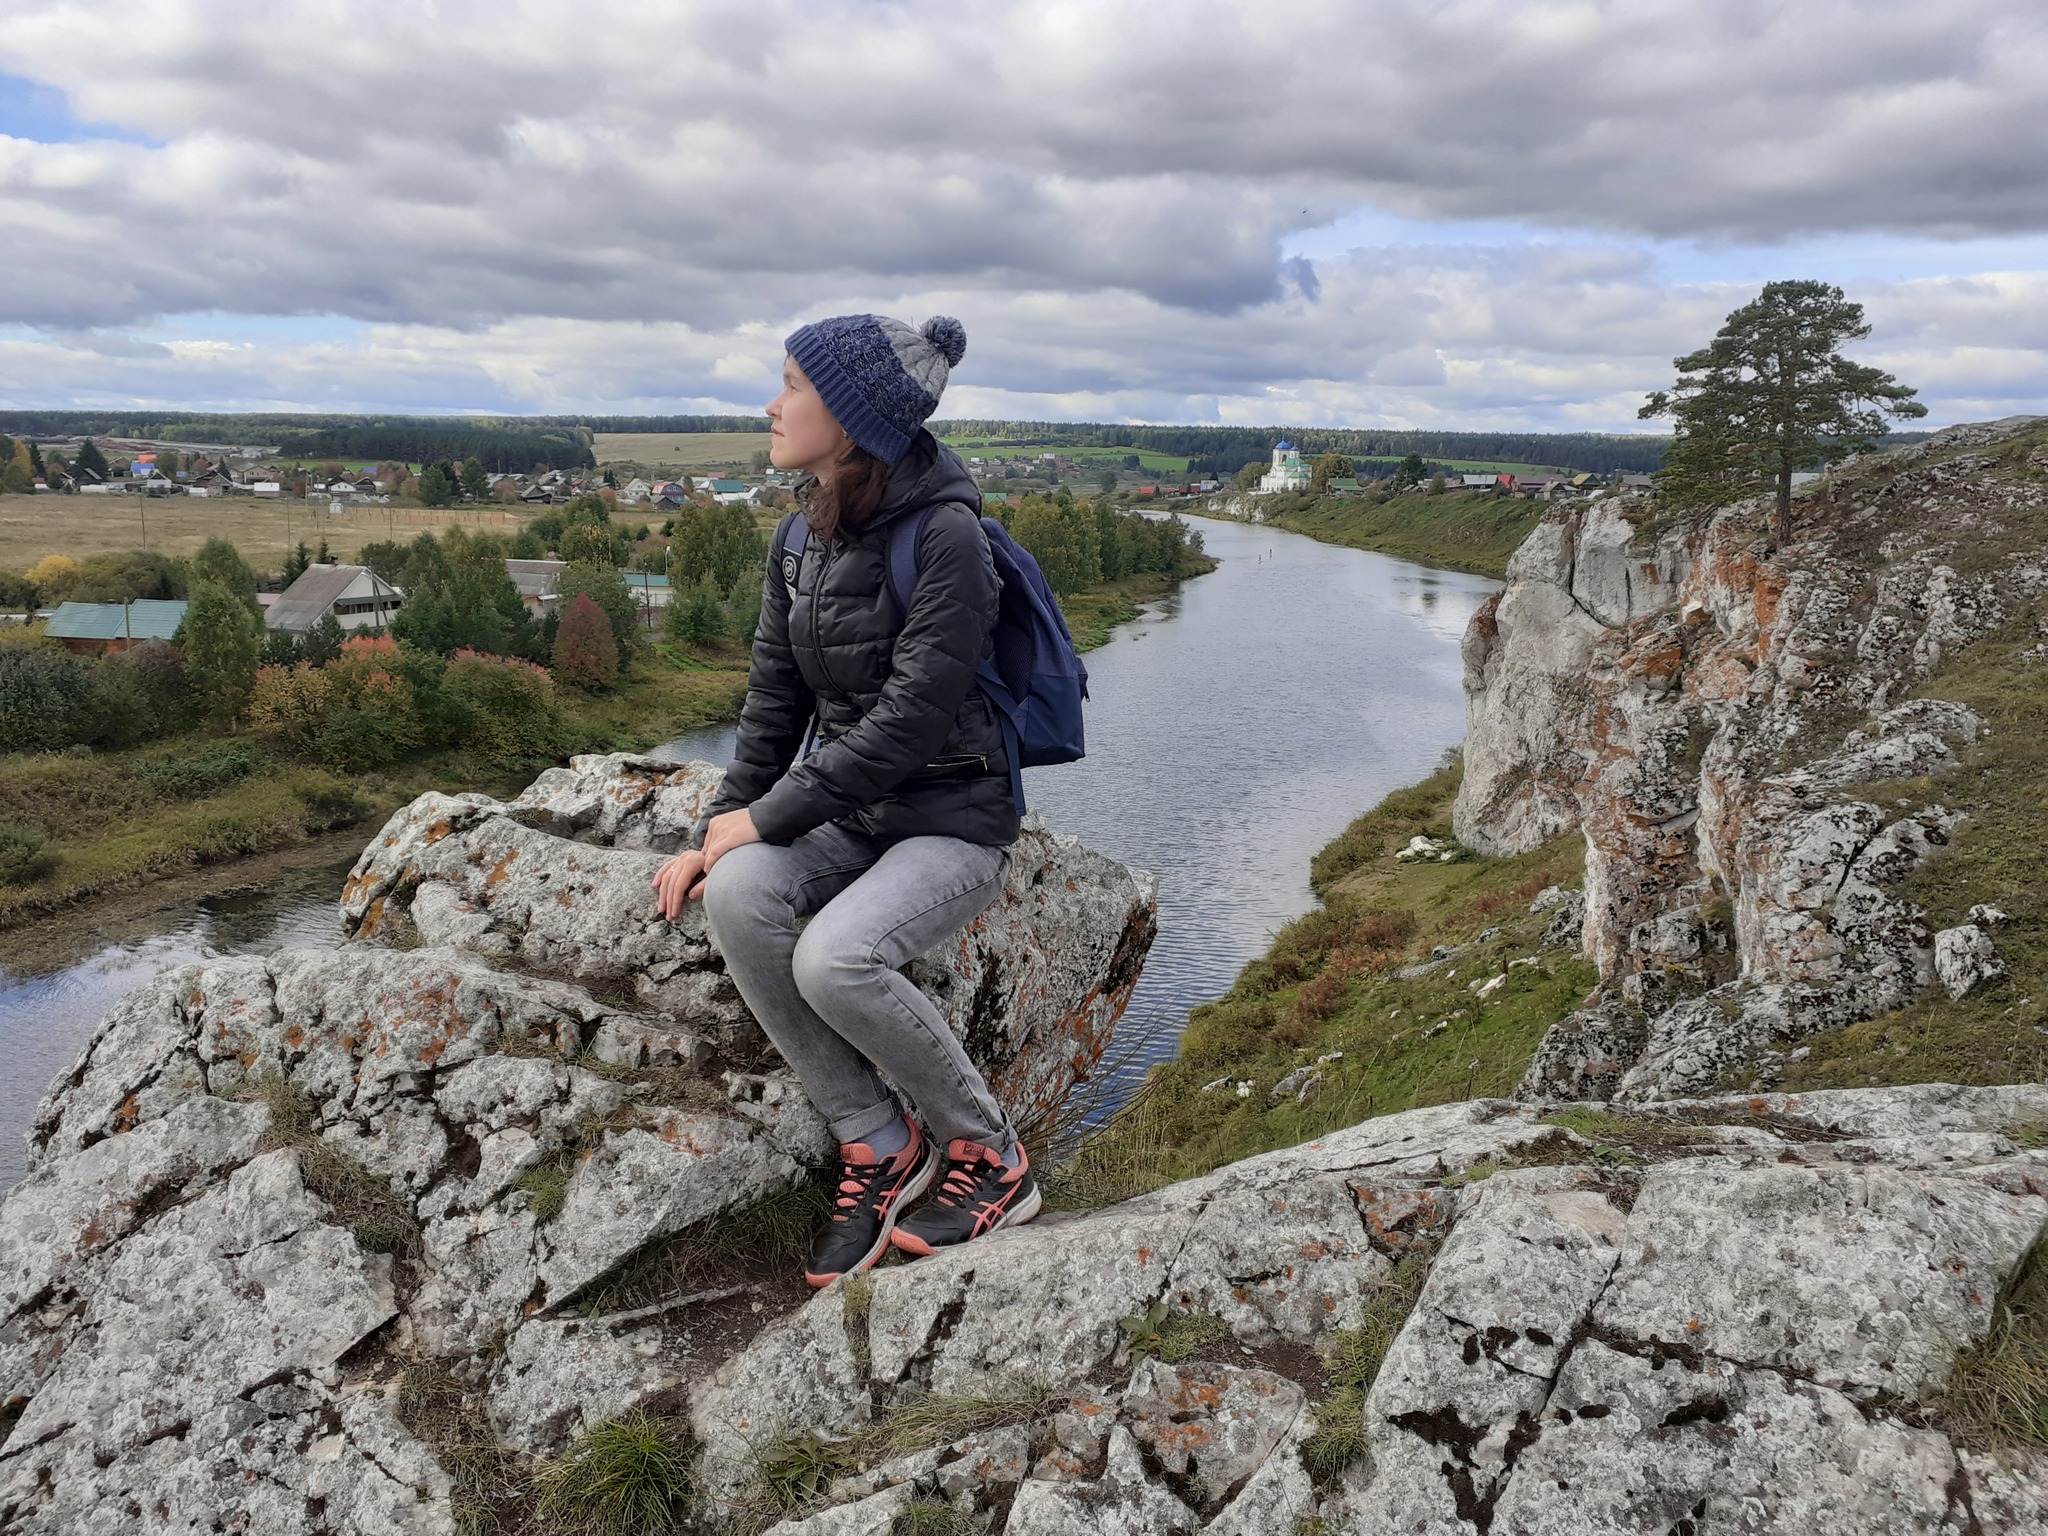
[862, 1114, 911, 1158]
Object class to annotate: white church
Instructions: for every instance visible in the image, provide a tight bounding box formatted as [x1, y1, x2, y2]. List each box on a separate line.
[1258, 440, 1312, 493]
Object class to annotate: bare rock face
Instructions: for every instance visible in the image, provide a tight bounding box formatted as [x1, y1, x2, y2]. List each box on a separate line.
[1455, 419, 2048, 1098]
[0, 757, 1156, 1533]
[687, 1086, 2048, 1535]
[341, 754, 1158, 1127]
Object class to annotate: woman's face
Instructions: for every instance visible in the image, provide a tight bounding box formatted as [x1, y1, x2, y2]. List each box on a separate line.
[767, 356, 849, 477]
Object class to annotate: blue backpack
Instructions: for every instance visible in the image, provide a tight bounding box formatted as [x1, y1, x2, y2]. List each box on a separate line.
[774, 506, 1089, 814]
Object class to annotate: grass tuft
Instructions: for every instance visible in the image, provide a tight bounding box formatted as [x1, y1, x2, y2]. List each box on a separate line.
[395, 1367, 527, 1536]
[1300, 1239, 1438, 1486]
[876, 1384, 1056, 1457]
[891, 1500, 984, 1536]
[240, 1069, 422, 1259]
[534, 1411, 694, 1536]
[1940, 1236, 2048, 1451]
[583, 1177, 832, 1313]
[514, 1158, 573, 1225]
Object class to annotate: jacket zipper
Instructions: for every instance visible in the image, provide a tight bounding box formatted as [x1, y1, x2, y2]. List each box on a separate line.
[809, 536, 846, 703]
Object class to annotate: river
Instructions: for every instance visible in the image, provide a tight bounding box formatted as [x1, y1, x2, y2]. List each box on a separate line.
[0, 515, 1495, 1188]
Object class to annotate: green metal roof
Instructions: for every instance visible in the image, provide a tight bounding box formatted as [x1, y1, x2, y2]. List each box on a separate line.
[45, 600, 188, 642]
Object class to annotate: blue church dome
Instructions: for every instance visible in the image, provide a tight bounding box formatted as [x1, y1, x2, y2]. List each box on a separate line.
[1275, 440, 1293, 451]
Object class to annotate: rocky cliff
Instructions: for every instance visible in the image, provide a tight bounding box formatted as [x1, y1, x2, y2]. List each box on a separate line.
[0, 754, 1157, 1533]
[1456, 416, 2048, 1101]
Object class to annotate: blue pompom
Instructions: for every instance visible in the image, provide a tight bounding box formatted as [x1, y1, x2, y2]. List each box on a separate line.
[921, 315, 967, 367]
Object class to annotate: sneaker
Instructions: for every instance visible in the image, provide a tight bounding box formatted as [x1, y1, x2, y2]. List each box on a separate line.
[891, 1139, 1041, 1258]
[804, 1117, 937, 1289]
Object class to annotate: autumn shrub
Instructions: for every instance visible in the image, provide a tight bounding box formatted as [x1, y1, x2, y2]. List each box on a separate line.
[249, 663, 332, 756]
[443, 649, 559, 757]
[313, 636, 421, 770]
[552, 593, 620, 689]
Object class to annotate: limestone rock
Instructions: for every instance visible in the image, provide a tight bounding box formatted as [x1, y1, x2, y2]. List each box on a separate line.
[341, 755, 1159, 1129]
[1454, 427, 2048, 1097]
[1935, 921, 2007, 999]
[692, 1085, 2048, 1535]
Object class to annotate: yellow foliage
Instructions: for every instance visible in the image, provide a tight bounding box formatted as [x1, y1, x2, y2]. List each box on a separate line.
[26, 554, 77, 591]
[248, 663, 333, 754]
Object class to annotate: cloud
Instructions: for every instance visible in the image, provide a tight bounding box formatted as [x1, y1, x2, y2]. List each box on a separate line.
[0, 2, 2044, 423]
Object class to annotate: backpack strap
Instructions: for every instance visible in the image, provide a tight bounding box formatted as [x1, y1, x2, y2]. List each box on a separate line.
[772, 510, 808, 594]
[769, 511, 818, 759]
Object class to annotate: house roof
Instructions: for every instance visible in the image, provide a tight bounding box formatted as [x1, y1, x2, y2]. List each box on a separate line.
[45, 599, 188, 642]
[267, 563, 397, 632]
[505, 558, 567, 600]
[624, 573, 671, 591]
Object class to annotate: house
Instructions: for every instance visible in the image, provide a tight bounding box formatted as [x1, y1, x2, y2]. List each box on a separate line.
[45, 599, 189, 654]
[618, 478, 652, 504]
[1257, 441, 1311, 494]
[1460, 474, 1497, 490]
[1516, 476, 1574, 499]
[1326, 478, 1363, 494]
[504, 558, 566, 618]
[265, 564, 403, 635]
[1618, 475, 1658, 493]
[625, 572, 672, 618]
[707, 479, 750, 505]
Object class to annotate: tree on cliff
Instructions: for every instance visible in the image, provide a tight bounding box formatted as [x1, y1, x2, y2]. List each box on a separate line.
[1640, 280, 1927, 547]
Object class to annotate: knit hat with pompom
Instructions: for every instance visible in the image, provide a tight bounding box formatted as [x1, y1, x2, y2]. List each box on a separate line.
[782, 313, 967, 464]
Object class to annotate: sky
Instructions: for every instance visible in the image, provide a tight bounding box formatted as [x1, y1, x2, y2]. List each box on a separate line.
[3, 0, 2047, 432]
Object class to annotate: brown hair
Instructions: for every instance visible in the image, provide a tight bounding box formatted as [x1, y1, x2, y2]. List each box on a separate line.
[800, 442, 891, 543]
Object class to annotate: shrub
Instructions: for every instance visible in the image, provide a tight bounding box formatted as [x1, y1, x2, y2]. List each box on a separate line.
[444, 649, 559, 756]
[132, 740, 261, 800]
[557, 561, 639, 659]
[0, 645, 92, 752]
[249, 663, 332, 756]
[0, 821, 55, 887]
[553, 593, 620, 689]
[179, 579, 262, 727]
[314, 636, 421, 771]
[666, 577, 724, 647]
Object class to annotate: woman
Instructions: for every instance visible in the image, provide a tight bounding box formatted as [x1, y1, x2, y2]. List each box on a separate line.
[651, 313, 1037, 1288]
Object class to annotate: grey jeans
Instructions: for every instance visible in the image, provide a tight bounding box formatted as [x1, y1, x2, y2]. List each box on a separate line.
[702, 820, 1014, 1148]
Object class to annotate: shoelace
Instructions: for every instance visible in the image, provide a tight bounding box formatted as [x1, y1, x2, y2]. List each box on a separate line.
[933, 1148, 1000, 1207]
[831, 1158, 892, 1223]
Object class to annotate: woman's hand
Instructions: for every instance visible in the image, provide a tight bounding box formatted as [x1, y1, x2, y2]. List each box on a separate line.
[703, 807, 763, 867]
[650, 809, 763, 920]
[651, 849, 706, 920]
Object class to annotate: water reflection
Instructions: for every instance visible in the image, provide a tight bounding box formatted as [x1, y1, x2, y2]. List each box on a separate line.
[0, 849, 361, 1190]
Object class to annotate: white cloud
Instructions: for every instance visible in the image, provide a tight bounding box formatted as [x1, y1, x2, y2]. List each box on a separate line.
[0, 1, 2045, 424]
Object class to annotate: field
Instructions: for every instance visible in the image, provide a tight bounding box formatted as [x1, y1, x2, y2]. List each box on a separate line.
[942, 439, 1190, 474]
[0, 493, 532, 572]
[594, 432, 770, 468]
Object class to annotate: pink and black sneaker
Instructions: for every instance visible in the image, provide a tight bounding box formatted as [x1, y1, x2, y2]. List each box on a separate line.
[890, 1138, 1041, 1258]
[804, 1116, 937, 1289]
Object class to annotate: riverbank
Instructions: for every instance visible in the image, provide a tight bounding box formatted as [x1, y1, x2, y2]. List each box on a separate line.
[0, 658, 753, 932]
[1201, 487, 1541, 578]
[1050, 761, 1597, 1205]
[0, 553, 1215, 933]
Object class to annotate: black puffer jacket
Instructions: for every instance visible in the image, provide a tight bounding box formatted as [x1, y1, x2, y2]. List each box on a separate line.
[687, 432, 1019, 850]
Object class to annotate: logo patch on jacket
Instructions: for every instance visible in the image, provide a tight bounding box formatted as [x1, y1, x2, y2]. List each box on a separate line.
[782, 552, 799, 587]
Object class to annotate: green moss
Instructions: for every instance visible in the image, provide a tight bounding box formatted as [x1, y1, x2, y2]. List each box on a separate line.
[534, 1412, 694, 1535]
[513, 1160, 572, 1225]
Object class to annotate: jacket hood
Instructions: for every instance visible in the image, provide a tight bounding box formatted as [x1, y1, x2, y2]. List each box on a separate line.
[866, 431, 981, 533]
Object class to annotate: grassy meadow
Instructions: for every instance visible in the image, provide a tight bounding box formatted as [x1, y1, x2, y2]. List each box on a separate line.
[1251, 487, 1545, 579]
[0, 492, 529, 572]
[593, 432, 771, 468]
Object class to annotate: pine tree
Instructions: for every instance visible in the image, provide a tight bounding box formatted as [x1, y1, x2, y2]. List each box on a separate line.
[551, 593, 619, 689]
[178, 579, 262, 726]
[73, 439, 110, 481]
[460, 457, 489, 501]
[283, 542, 311, 583]
[726, 569, 763, 644]
[1641, 279, 1927, 546]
